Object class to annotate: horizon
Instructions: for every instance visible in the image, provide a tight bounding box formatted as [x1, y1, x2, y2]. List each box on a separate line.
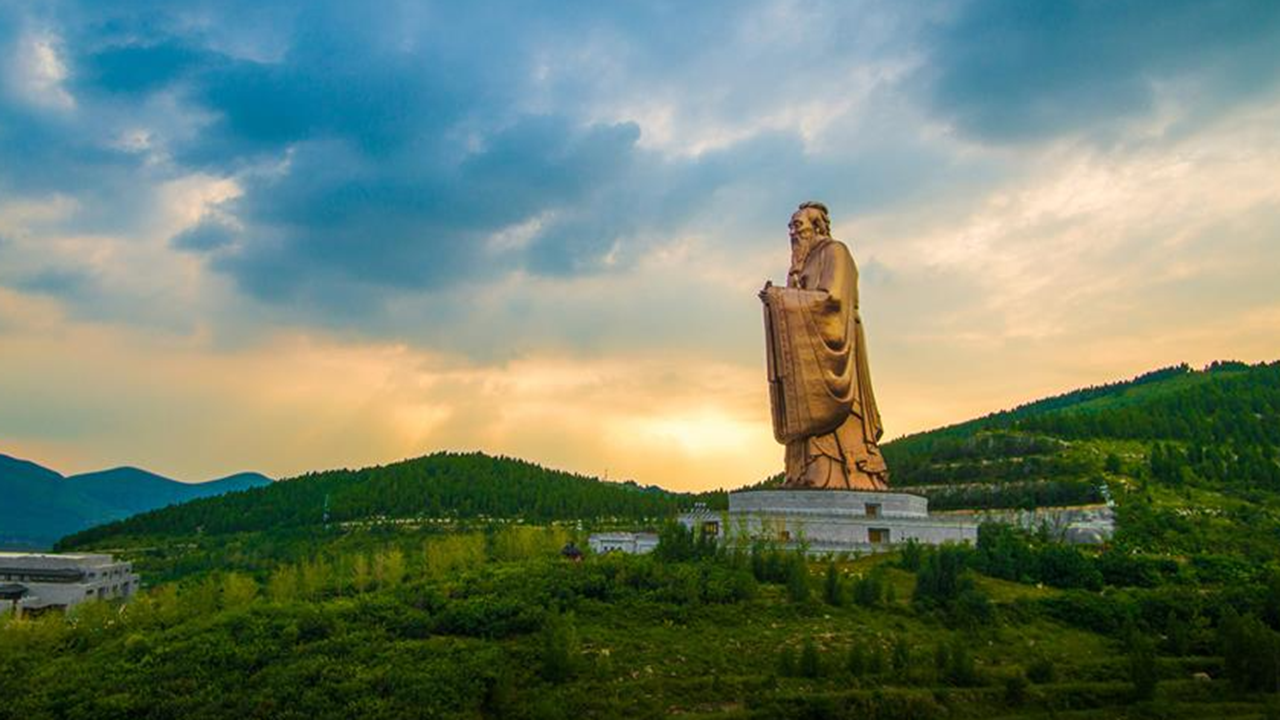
[3, 2, 1279, 492]
[5, 357, 1268, 491]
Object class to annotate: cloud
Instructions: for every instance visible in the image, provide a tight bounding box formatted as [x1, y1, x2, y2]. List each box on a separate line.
[923, 0, 1280, 142]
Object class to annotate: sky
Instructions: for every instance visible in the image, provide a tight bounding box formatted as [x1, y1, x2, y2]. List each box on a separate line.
[1, 0, 1279, 490]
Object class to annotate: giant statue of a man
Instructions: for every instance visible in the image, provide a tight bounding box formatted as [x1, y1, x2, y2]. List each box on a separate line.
[759, 201, 889, 490]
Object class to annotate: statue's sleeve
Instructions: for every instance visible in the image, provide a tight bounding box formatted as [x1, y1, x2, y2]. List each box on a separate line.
[764, 243, 858, 443]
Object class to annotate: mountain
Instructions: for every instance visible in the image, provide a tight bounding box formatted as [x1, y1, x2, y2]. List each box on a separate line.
[0, 456, 272, 549]
[58, 452, 726, 548]
[53, 360, 1280, 557]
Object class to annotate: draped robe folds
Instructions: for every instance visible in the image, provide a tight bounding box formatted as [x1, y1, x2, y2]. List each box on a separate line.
[763, 238, 889, 490]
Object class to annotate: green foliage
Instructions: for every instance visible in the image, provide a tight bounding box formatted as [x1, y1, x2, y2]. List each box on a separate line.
[59, 452, 727, 548]
[654, 521, 717, 563]
[1026, 656, 1056, 684]
[777, 645, 798, 677]
[1220, 608, 1280, 693]
[539, 611, 579, 683]
[890, 635, 910, 674]
[1128, 631, 1159, 700]
[799, 637, 821, 678]
[847, 642, 867, 677]
[823, 560, 843, 606]
[785, 554, 811, 603]
[912, 545, 970, 606]
[898, 539, 923, 571]
[851, 568, 885, 608]
[1004, 669, 1029, 706]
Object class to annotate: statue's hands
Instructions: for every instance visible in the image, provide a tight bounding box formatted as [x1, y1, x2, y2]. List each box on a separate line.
[758, 280, 774, 302]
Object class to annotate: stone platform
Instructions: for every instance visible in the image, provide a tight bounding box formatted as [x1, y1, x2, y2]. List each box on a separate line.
[680, 489, 976, 555]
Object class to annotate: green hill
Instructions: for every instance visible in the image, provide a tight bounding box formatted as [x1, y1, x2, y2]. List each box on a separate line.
[879, 360, 1280, 557]
[13, 361, 1280, 719]
[58, 452, 726, 550]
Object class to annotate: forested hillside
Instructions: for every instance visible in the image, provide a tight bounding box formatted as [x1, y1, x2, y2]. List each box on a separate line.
[59, 452, 726, 549]
[881, 360, 1280, 557]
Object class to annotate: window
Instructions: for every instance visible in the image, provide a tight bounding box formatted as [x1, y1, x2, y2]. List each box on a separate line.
[868, 528, 890, 544]
[702, 521, 720, 537]
[865, 503, 881, 518]
[779, 530, 792, 542]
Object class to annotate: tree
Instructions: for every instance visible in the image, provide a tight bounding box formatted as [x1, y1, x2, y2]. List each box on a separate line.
[823, 561, 843, 606]
[848, 643, 867, 676]
[539, 612, 579, 683]
[799, 637, 821, 678]
[220, 573, 257, 608]
[786, 555, 811, 603]
[1129, 632, 1158, 700]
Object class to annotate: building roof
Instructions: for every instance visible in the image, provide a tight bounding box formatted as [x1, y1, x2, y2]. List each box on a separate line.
[0, 552, 118, 569]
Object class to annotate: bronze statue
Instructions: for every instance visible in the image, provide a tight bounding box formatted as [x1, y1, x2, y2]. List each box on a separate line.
[759, 201, 889, 490]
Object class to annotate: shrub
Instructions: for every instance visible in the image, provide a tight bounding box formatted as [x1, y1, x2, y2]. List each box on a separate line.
[852, 569, 885, 608]
[823, 561, 843, 606]
[539, 612, 579, 683]
[848, 643, 867, 676]
[778, 645, 798, 677]
[799, 637, 821, 678]
[1129, 632, 1158, 700]
[1026, 656, 1056, 684]
[1004, 670, 1029, 706]
[786, 555, 811, 603]
[899, 539, 924, 572]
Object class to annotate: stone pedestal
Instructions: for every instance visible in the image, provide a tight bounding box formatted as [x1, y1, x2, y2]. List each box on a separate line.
[681, 489, 976, 555]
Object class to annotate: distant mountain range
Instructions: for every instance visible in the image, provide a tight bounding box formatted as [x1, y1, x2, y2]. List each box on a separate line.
[0, 455, 271, 549]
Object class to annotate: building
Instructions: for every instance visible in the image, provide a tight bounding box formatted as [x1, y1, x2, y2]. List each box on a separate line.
[680, 490, 978, 556]
[587, 531, 660, 555]
[0, 552, 140, 615]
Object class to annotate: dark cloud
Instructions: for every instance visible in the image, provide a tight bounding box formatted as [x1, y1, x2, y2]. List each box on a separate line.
[9, 268, 95, 300]
[924, 0, 1280, 142]
[171, 217, 237, 252]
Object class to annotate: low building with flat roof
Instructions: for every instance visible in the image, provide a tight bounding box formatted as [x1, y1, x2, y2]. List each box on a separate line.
[588, 531, 660, 555]
[0, 552, 140, 615]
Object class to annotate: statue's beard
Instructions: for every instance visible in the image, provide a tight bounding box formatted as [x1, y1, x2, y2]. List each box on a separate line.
[789, 233, 818, 275]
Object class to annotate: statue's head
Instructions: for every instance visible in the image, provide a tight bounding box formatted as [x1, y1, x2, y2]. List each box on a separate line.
[789, 201, 831, 249]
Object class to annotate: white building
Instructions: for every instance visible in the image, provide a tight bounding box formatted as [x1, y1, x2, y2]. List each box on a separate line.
[588, 531, 660, 555]
[680, 490, 978, 555]
[0, 552, 140, 615]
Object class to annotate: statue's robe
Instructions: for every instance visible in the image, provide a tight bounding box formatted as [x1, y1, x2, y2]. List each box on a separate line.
[763, 238, 889, 490]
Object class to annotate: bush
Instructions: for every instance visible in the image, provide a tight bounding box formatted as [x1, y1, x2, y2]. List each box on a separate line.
[539, 612, 579, 683]
[891, 635, 911, 674]
[1128, 632, 1158, 700]
[786, 555, 811, 603]
[848, 643, 867, 676]
[778, 645, 798, 677]
[1026, 657, 1056, 684]
[799, 637, 821, 678]
[913, 545, 970, 607]
[823, 561, 843, 606]
[899, 539, 924, 572]
[1004, 670, 1029, 706]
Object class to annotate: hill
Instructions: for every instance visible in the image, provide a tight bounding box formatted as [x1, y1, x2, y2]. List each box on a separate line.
[14, 360, 1280, 719]
[57, 452, 726, 550]
[880, 360, 1280, 557]
[0, 455, 272, 549]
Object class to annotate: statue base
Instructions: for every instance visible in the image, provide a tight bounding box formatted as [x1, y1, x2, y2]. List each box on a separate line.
[680, 489, 977, 555]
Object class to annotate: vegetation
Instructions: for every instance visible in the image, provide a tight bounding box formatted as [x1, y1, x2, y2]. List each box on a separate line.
[58, 452, 727, 549]
[6, 359, 1279, 717]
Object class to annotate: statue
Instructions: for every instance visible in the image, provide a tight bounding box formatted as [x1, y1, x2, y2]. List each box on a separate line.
[759, 201, 889, 490]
